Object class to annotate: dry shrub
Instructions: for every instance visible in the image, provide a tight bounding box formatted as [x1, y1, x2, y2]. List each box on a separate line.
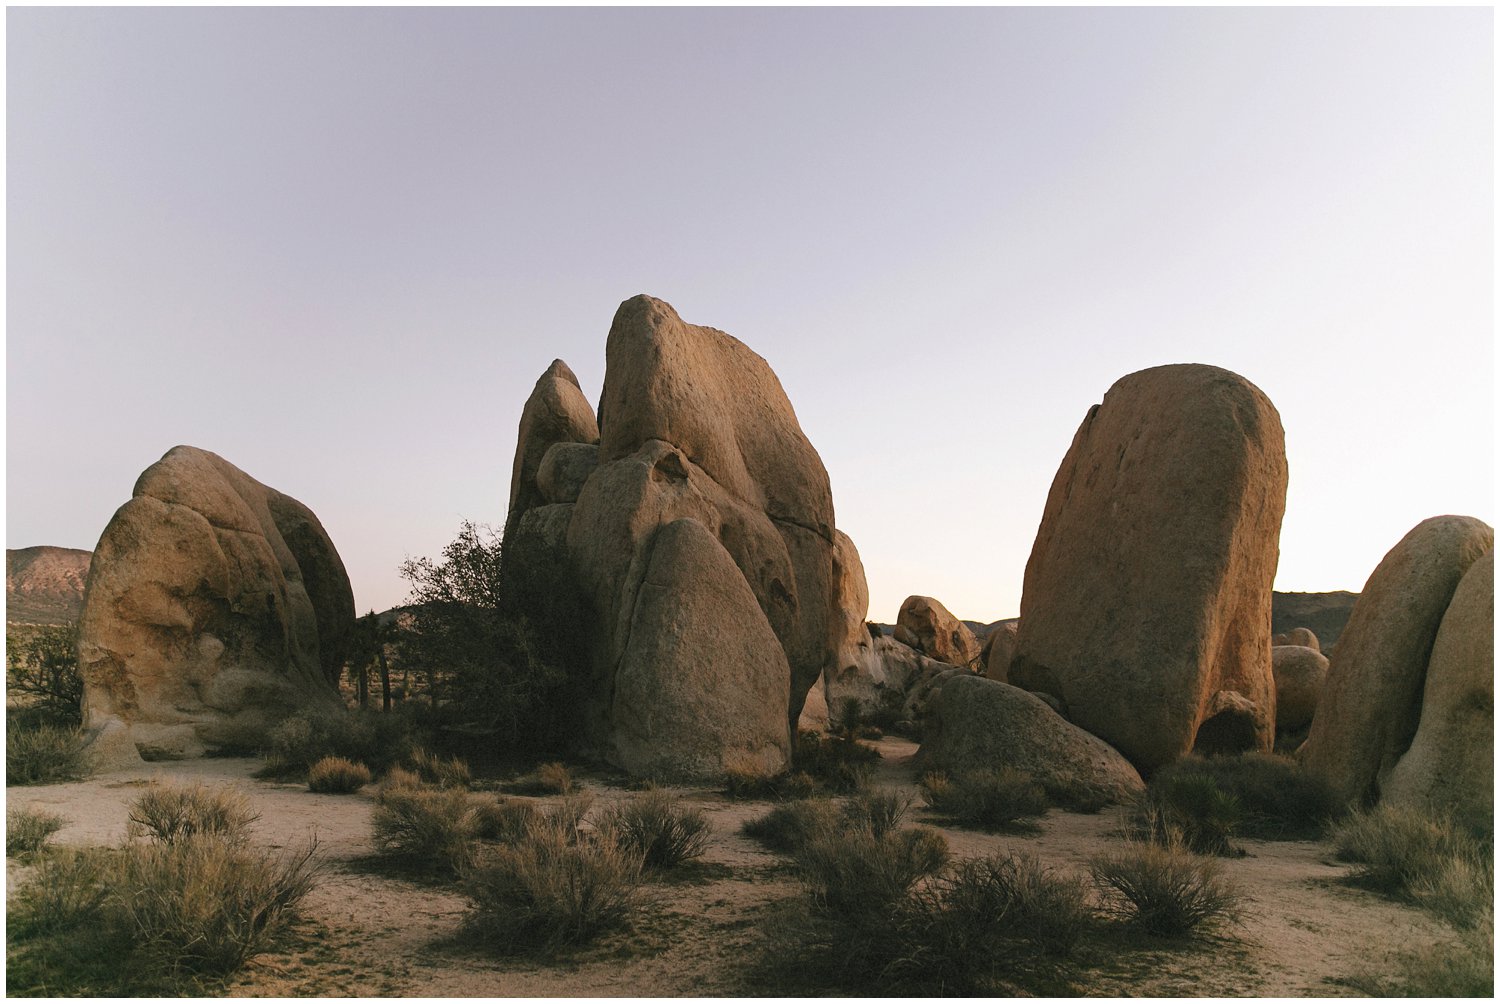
[379, 765, 423, 793]
[921, 768, 1048, 830]
[1143, 753, 1340, 851]
[462, 813, 644, 953]
[797, 822, 950, 919]
[8, 837, 318, 992]
[1331, 804, 1486, 900]
[723, 754, 781, 799]
[112, 836, 319, 977]
[843, 787, 912, 839]
[127, 783, 258, 846]
[537, 761, 574, 794]
[6, 723, 93, 786]
[306, 756, 372, 794]
[1140, 771, 1241, 855]
[372, 786, 478, 873]
[257, 708, 419, 779]
[1089, 832, 1241, 937]
[7, 806, 67, 856]
[473, 797, 541, 845]
[409, 748, 472, 789]
[741, 799, 842, 854]
[793, 731, 878, 793]
[599, 789, 710, 869]
[1410, 851, 1495, 931]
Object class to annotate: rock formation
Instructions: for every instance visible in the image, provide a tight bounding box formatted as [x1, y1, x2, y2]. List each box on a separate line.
[504, 359, 599, 536]
[1382, 550, 1493, 833]
[1271, 645, 1327, 734]
[819, 530, 885, 722]
[504, 295, 842, 779]
[894, 595, 981, 668]
[77, 446, 354, 763]
[1010, 364, 1288, 773]
[920, 674, 1144, 806]
[980, 621, 1018, 683]
[1300, 515, 1494, 807]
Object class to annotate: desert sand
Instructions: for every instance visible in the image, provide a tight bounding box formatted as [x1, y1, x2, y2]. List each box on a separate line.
[5, 736, 1460, 997]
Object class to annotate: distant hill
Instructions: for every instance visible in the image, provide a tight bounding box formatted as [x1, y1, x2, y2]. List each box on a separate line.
[1271, 590, 1360, 647]
[874, 592, 1359, 648]
[6, 546, 92, 626]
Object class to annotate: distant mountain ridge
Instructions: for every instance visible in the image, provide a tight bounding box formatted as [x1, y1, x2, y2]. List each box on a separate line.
[6, 546, 92, 625]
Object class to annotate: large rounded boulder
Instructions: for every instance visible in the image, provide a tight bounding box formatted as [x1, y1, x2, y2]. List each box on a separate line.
[980, 622, 1018, 683]
[1381, 549, 1493, 833]
[504, 359, 599, 536]
[1299, 515, 1493, 806]
[77, 446, 354, 762]
[921, 674, 1144, 806]
[1010, 364, 1288, 773]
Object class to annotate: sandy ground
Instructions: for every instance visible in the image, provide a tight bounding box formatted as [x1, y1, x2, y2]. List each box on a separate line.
[5, 736, 1470, 997]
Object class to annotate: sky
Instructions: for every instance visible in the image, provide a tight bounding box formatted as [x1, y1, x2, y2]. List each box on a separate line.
[6, 7, 1494, 623]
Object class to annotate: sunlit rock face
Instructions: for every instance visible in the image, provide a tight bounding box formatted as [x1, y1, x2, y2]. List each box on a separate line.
[78, 446, 353, 764]
[1010, 363, 1288, 774]
[1299, 515, 1493, 809]
[504, 295, 844, 780]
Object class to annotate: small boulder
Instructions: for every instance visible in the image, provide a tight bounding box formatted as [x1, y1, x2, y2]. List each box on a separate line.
[536, 442, 599, 505]
[894, 595, 981, 668]
[921, 674, 1144, 806]
[1272, 645, 1328, 734]
[1272, 627, 1320, 652]
[1300, 515, 1493, 806]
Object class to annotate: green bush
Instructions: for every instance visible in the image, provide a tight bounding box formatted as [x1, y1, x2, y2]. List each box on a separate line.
[6, 722, 93, 786]
[6, 626, 83, 727]
[741, 799, 842, 854]
[599, 789, 710, 869]
[258, 707, 421, 779]
[7, 806, 67, 856]
[306, 756, 372, 794]
[371, 785, 478, 874]
[461, 813, 644, 953]
[127, 784, 258, 846]
[920, 768, 1049, 830]
[1331, 804, 1489, 911]
[1089, 832, 1242, 937]
[792, 731, 879, 793]
[1145, 753, 1340, 845]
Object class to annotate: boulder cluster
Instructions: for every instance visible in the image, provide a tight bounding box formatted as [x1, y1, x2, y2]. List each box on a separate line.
[66, 296, 1493, 833]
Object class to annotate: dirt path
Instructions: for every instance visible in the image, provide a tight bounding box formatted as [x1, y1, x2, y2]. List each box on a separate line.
[5, 737, 1464, 996]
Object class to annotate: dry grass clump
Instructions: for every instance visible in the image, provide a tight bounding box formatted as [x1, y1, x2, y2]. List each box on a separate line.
[1350, 916, 1494, 996]
[461, 811, 645, 953]
[599, 789, 710, 869]
[796, 821, 950, 919]
[379, 765, 424, 793]
[741, 799, 842, 853]
[1331, 803, 1492, 928]
[1089, 831, 1242, 937]
[842, 787, 912, 839]
[257, 707, 420, 779]
[920, 768, 1049, 831]
[7, 806, 67, 856]
[8, 833, 319, 993]
[473, 797, 542, 845]
[306, 756, 372, 794]
[372, 785, 478, 874]
[127, 783, 259, 846]
[6, 723, 93, 786]
[409, 748, 472, 789]
[793, 731, 879, 793]
[504, 760, 576, 796]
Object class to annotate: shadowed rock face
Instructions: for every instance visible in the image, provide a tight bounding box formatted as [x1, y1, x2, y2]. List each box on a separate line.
[1299, 515, 1493, 807]
[77, 446, 354, 763]
[1011, 364, 1288, 774]
[505, 295, 842, 780]
[1382, 549, 1493, 833]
